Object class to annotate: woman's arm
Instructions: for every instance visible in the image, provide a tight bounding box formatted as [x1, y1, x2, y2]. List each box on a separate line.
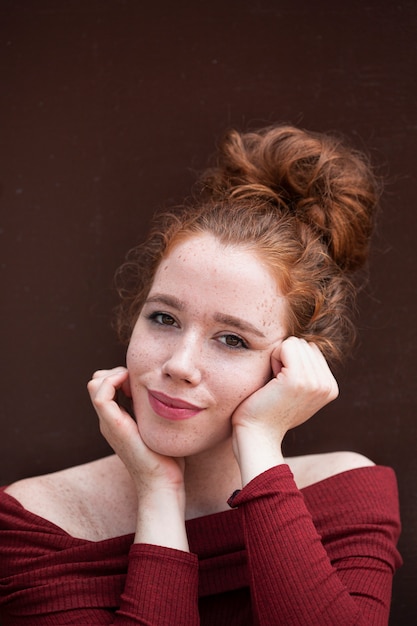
[87, 367, 200, 625]
[232, 337, 339, 486]
[228, 464, 400, 625]
[88, 367, 189, 552]
[0, 486, 200, 626]
[230, 337, 399, 625]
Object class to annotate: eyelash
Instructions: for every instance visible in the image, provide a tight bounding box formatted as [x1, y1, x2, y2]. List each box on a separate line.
[219, 334, 249, 350]
[147, 311, 249, 350]
[148, 311, 178, 326]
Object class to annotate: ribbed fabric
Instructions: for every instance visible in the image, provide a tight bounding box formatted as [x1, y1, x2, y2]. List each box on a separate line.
[0, 465, 402, 625]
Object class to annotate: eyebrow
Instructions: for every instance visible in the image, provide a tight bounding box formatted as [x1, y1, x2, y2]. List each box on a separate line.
[145, 294, 185, 310]
[212, 313, 266, 338]
[144, 293, 267, 338]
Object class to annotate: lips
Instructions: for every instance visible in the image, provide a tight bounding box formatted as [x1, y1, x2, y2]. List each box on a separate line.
[147, 390, 203, 421]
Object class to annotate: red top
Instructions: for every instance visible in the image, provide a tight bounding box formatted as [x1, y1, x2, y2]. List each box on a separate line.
[0, 464, 402, 626]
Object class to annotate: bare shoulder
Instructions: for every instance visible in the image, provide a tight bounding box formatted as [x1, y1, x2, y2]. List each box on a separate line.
[5, 455, 136, 541]
[286, 451, 375, 490]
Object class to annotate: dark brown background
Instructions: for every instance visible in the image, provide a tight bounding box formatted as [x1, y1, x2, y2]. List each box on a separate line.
[1, 1, 416, 623]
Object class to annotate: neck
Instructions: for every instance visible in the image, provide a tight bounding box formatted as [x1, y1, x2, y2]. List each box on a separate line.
[183, 438, 241, 520]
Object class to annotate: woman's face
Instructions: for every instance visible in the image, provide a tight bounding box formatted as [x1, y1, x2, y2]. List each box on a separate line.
[126, 233, 287, 458]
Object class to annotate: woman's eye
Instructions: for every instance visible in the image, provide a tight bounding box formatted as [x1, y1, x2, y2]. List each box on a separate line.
[150, 312, 177, 326]
[220, 334, 248, 349]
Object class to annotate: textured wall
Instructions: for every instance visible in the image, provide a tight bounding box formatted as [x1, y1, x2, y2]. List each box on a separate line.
[1, 1, 416, 622]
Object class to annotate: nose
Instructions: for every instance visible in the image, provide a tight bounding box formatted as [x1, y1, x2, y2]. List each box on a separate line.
[161, 335, 202, 385]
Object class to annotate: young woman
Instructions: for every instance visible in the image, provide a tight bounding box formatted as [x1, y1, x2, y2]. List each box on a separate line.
[0, 125, 402, 625]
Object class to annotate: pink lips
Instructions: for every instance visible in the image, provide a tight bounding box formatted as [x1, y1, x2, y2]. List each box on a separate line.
[147, 390, 203, 421]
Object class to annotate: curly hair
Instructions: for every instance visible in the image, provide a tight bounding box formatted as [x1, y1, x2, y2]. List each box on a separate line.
[114, 125, 381, 365]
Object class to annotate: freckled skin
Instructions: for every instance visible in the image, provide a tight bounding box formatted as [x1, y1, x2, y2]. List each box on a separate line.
[126, 233, 287, 459]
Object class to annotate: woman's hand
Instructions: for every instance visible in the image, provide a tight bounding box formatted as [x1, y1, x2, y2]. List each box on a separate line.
[87, 367, 185, 492]
[88, 367, 189, 550]
[231, 337, 339, 485]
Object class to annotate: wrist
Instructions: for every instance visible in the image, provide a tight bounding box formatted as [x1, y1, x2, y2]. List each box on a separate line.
[135, 488, 189, 552]
[234, 423, 285, 487]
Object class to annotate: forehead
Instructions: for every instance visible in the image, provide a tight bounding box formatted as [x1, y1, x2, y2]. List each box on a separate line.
[156, 233, 273, 287]
[150, 234, 287, 332]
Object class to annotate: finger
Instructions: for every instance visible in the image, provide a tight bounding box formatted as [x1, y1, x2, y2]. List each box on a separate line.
[88, 368, 128, 394]
[270, 342, 284, 377]
[301, 342, 339, 402]
[272, 337, 310, 380]
[121, 373, 132, 398]
[276, 337, 309, 377]
[87, 369, 130, 413]
[279, 337, 325, 375]
[91, 366, 127, 380]
[277, 337, 338, 401]
[88, 374, 137, 447]
[302, 342, 339, 398]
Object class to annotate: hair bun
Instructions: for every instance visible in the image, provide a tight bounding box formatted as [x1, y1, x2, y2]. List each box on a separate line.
[201, 125, 381, 272]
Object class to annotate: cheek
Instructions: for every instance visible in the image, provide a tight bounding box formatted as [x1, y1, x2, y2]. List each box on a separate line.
[126, 342, 138, 370]
[248, 352, 274, 386]
[220, 353, 273, 406]
[126, 338, 152, 374]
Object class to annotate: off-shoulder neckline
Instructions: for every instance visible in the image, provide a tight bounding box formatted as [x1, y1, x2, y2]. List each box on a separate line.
[0, 464, 392, 544]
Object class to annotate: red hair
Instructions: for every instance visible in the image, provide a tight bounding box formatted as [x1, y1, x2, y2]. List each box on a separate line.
[114, 125, 380, 364]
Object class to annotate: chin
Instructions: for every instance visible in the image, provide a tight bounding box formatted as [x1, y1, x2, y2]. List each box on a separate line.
[139, 424, 226, 459]
[139, 426, 199, 457]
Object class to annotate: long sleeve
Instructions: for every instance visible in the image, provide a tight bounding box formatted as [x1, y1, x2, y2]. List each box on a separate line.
[0, 488, 199, 626]
[228, 465, 402, 625]
[114, 544, 199, 625]
[0, 466, 402, 625]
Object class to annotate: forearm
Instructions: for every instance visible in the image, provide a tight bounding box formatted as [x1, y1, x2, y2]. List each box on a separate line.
[115, 544, 199, 625]
[135, 488, 189, 552]
[229, 466, 394, 625]
[232, 337, 339, 488]
[234, 423, 285, 487]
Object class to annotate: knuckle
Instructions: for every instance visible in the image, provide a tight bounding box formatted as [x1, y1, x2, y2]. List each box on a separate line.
[87, 378, 97, 391]
[331, 381, 340, 400]
[92, 369, 105, 379]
